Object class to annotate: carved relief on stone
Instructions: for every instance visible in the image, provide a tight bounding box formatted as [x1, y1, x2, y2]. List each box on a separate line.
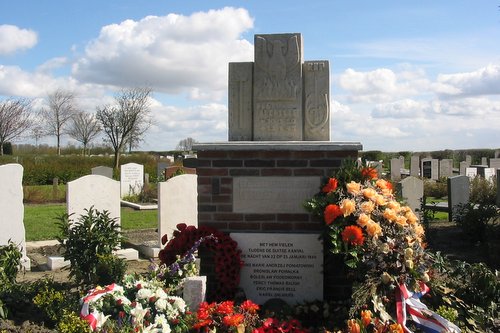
[228, 62, 253, 141]
[304, 61, 330, 140]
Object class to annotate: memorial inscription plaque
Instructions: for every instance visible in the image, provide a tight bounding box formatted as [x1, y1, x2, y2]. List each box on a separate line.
[231, 233, 323, 304]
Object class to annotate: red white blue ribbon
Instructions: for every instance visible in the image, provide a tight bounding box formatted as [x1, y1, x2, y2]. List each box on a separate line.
[396, 283, 461, 333]
[81, 283, 120, 331]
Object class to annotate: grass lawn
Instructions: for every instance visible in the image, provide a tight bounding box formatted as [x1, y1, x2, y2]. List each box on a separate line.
[24, 204, 157, 241]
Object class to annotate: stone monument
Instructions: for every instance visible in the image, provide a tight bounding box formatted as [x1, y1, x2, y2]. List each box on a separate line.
[228, 33, 330, 141]
[195, 33, 361, 303]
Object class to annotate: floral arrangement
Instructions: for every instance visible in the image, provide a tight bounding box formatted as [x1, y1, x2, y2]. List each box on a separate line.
[159, 223, 242, 301]
[80, 275, 190, 332]
[192, 300, 261, 333]
[304, 161, 460, 332]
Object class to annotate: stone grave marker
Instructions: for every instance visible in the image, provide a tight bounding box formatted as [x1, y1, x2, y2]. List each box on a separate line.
[120, 163, 144, 197]
[484, 168, 496, 181]
[399, 155, 405, 168]
[447, 175, 470, 221]
[231, 233, 323, 305]
[489, 158, 500, 170]
[439, 159, 453, 178]
[396, 176, 423, 213]
[465, 167, 477, 178]
[465, 155, 472, 165]
[67, 175, 121, 225]
[368, 161, 383, 178]
[390, 158, 402, 181]
[481, 157, 488, 166]
[183, 276, 206, 312]
[459, 161, 470, 175]
[0, 164, 30, 269]
[410, 155, 420, 176]
[421, 158, 438, 180]
[158, 174, 198, 245]
[92, 165, 113, 179]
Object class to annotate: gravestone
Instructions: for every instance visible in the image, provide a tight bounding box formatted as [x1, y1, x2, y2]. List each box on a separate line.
[231, 233, 323, 305]
[484, 168, 496, 181]
[465, 155, 472, 165]
[396, 176, 423, 213]
[228, 33, 330, 141]
[0, 164, 30, 269]
[120, 163, 144, 197]
[465, 167, 477, 178]
[410, 155, 420, 176]
[368, 161, 383, 178]
[67, 175, 121, 225]
[92, 165, 113, 178]
[399, 155, 405, 168]
[183, 276, 206, 312]
[447, 175, 470, 221]
[489, 158, 500, 170]
[390, 158, 402, 181]
[421, 158, 438, 180]
[481, 157, 488, 166]
[459, 161, 470, 175]
[439, 159, 453, 178]
[158, 174, 198, 245]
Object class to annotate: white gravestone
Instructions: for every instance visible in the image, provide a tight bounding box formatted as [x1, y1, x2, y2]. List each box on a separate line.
[67, 175, 121, 225]
[0, 164, 30, 269]
[465, 167, 477, 178]
[397, 176, 423, 213]
[120, 163, 144, 197]
[91, 166, 113, 179]
[231, 233, 323, 305]
[183, 276, 206, 311]
[158, 174, 198, 246]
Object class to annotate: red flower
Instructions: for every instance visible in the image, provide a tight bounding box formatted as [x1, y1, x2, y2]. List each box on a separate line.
[216, 301, 234, 315]
[240, 300, 260, 314]
[322, 178, 338, 193]
[161, 234, 168, 245]
[341, 225, 365, 246]
[324, 204, 342, 225]
[223, 313, 245, 327]
[361, 167, 378, 180]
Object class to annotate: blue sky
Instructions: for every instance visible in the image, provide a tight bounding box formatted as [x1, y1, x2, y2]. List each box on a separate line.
[1, 1, 499, 152]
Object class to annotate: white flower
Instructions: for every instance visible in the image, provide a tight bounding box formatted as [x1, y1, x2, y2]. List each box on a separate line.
[155, 314, 172, 333]
[155, 288, 168, 300]
[92, 311, 110, 329]
[169, 296, 186, 313]
[130, 303, 148, 323]
[137, 288, 154, 300]
[155, 298, 168, 311]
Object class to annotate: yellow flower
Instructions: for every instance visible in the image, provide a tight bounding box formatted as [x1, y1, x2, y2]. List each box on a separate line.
[374, 194, 387, 206]
[389, 323, 404, 333]
[383, 208, 397, 222]
[357, 213, 370, 227]
[346, 181, 361, 195]
[404, 248, 414, 259]
[375, 179, 390, 190]
[405, 210, 418, 224]
[386, 200, 401, 212]
[366, 221, 382, 238]
[340, 199, 356, 217]
[359, 200, 375, 214]
[395, 215, 408, 227]
[405, 259, 414, 269]
[381, 272, 392, 284]
[362, 187, 377, 200]
[422, 272, 430, 283]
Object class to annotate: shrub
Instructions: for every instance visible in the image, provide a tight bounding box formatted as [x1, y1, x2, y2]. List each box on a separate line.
[33, 280, 80, 324]
[453, 203, 499, 243]
[57, 207, 126, 287]
[0, 240, 22, 286]
[57, 310, 92, 333]
[424, 179, 448, 199]
[469, 175, 497, 205]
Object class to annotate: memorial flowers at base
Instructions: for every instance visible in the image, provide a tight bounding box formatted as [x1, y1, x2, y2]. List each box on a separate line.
[304, 161, 460, 332]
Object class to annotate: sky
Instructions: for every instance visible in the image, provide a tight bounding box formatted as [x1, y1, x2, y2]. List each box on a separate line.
[1, 1, 499, 152]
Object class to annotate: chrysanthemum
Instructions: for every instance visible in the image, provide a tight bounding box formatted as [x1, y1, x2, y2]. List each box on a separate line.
[322, 177, 338, 193]
[324, 204, 342, 225]
[341, 225, 364, 246]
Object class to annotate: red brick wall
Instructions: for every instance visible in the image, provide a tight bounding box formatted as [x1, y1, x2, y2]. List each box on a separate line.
[196, 148, 359, 233]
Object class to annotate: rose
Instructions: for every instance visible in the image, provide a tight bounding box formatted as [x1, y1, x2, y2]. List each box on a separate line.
[357, 213, 370, 227]
[359, 200, 375, 214]
[340, 199, 356, 217]
[346, 181, 361, 195]
[362, 187, 377, 200]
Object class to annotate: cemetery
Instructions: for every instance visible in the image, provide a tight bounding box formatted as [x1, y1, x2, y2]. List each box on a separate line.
[0, 32, 499, 333]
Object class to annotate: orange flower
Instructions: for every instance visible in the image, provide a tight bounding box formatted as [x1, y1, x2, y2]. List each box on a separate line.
[362, 167, 378, 180]
[324, 204, 342, 225]
[357, 213, 371, 227]
[347, 319, 361, 333]
[395, 215, 408, 227]
[374, 194, 387, 206]
[360, 200, 375, 214]
[361, 310, 372, 327]
[342, 225, 364, 246]
[386, 200, 401, 211]
[389, 323, 404, 333]
[383, 208, 398, 222]
[322, 178, 338, 193]
[405, 210, 418, 224]
[346, 181, 361, 195]
[340, 199, 356, 217]
[216, 301, 234, 315]
[240, 300, 259, 314]
[223, 313, 244, 327]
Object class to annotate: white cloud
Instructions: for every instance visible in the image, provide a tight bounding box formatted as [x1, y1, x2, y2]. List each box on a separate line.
[72, 7, 254, 101]
[0, 24, 38, 55]
[435, 64, 500, 97]
[372, 99, 428, 119]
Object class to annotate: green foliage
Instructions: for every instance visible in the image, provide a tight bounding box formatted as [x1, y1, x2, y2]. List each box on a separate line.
[0, 240, 22, 285]
[2, 142, 12, 155]
[469, 175, 497, 205]
[23, 184, 66, 203]
[57, 207, 126, 287]
[95, 253, 127, 286]
[33, 282, 78, 322]
[429, 253, 500, 332]
[452, 202, 499, 243]
[423, 179, 448, 199]
[57, 310, 92, 333]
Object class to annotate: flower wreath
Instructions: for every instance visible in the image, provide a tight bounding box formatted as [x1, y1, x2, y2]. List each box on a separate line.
[158, 223, 242, 301]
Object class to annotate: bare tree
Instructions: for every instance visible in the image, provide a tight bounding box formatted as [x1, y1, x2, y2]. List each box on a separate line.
[96, 87, 152, 170]
[176, 137, 197, 151]
[40, 89, 78, 155]
[67, 111, 102, 156]
[0, 98, 33, 155]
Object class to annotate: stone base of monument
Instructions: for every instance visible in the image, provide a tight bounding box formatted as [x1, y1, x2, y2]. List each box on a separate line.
[193, 141, 362, 303]
[47, 256, 70, 270]
[120, 200, 158, 210]
[115, 248, 139, 261]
